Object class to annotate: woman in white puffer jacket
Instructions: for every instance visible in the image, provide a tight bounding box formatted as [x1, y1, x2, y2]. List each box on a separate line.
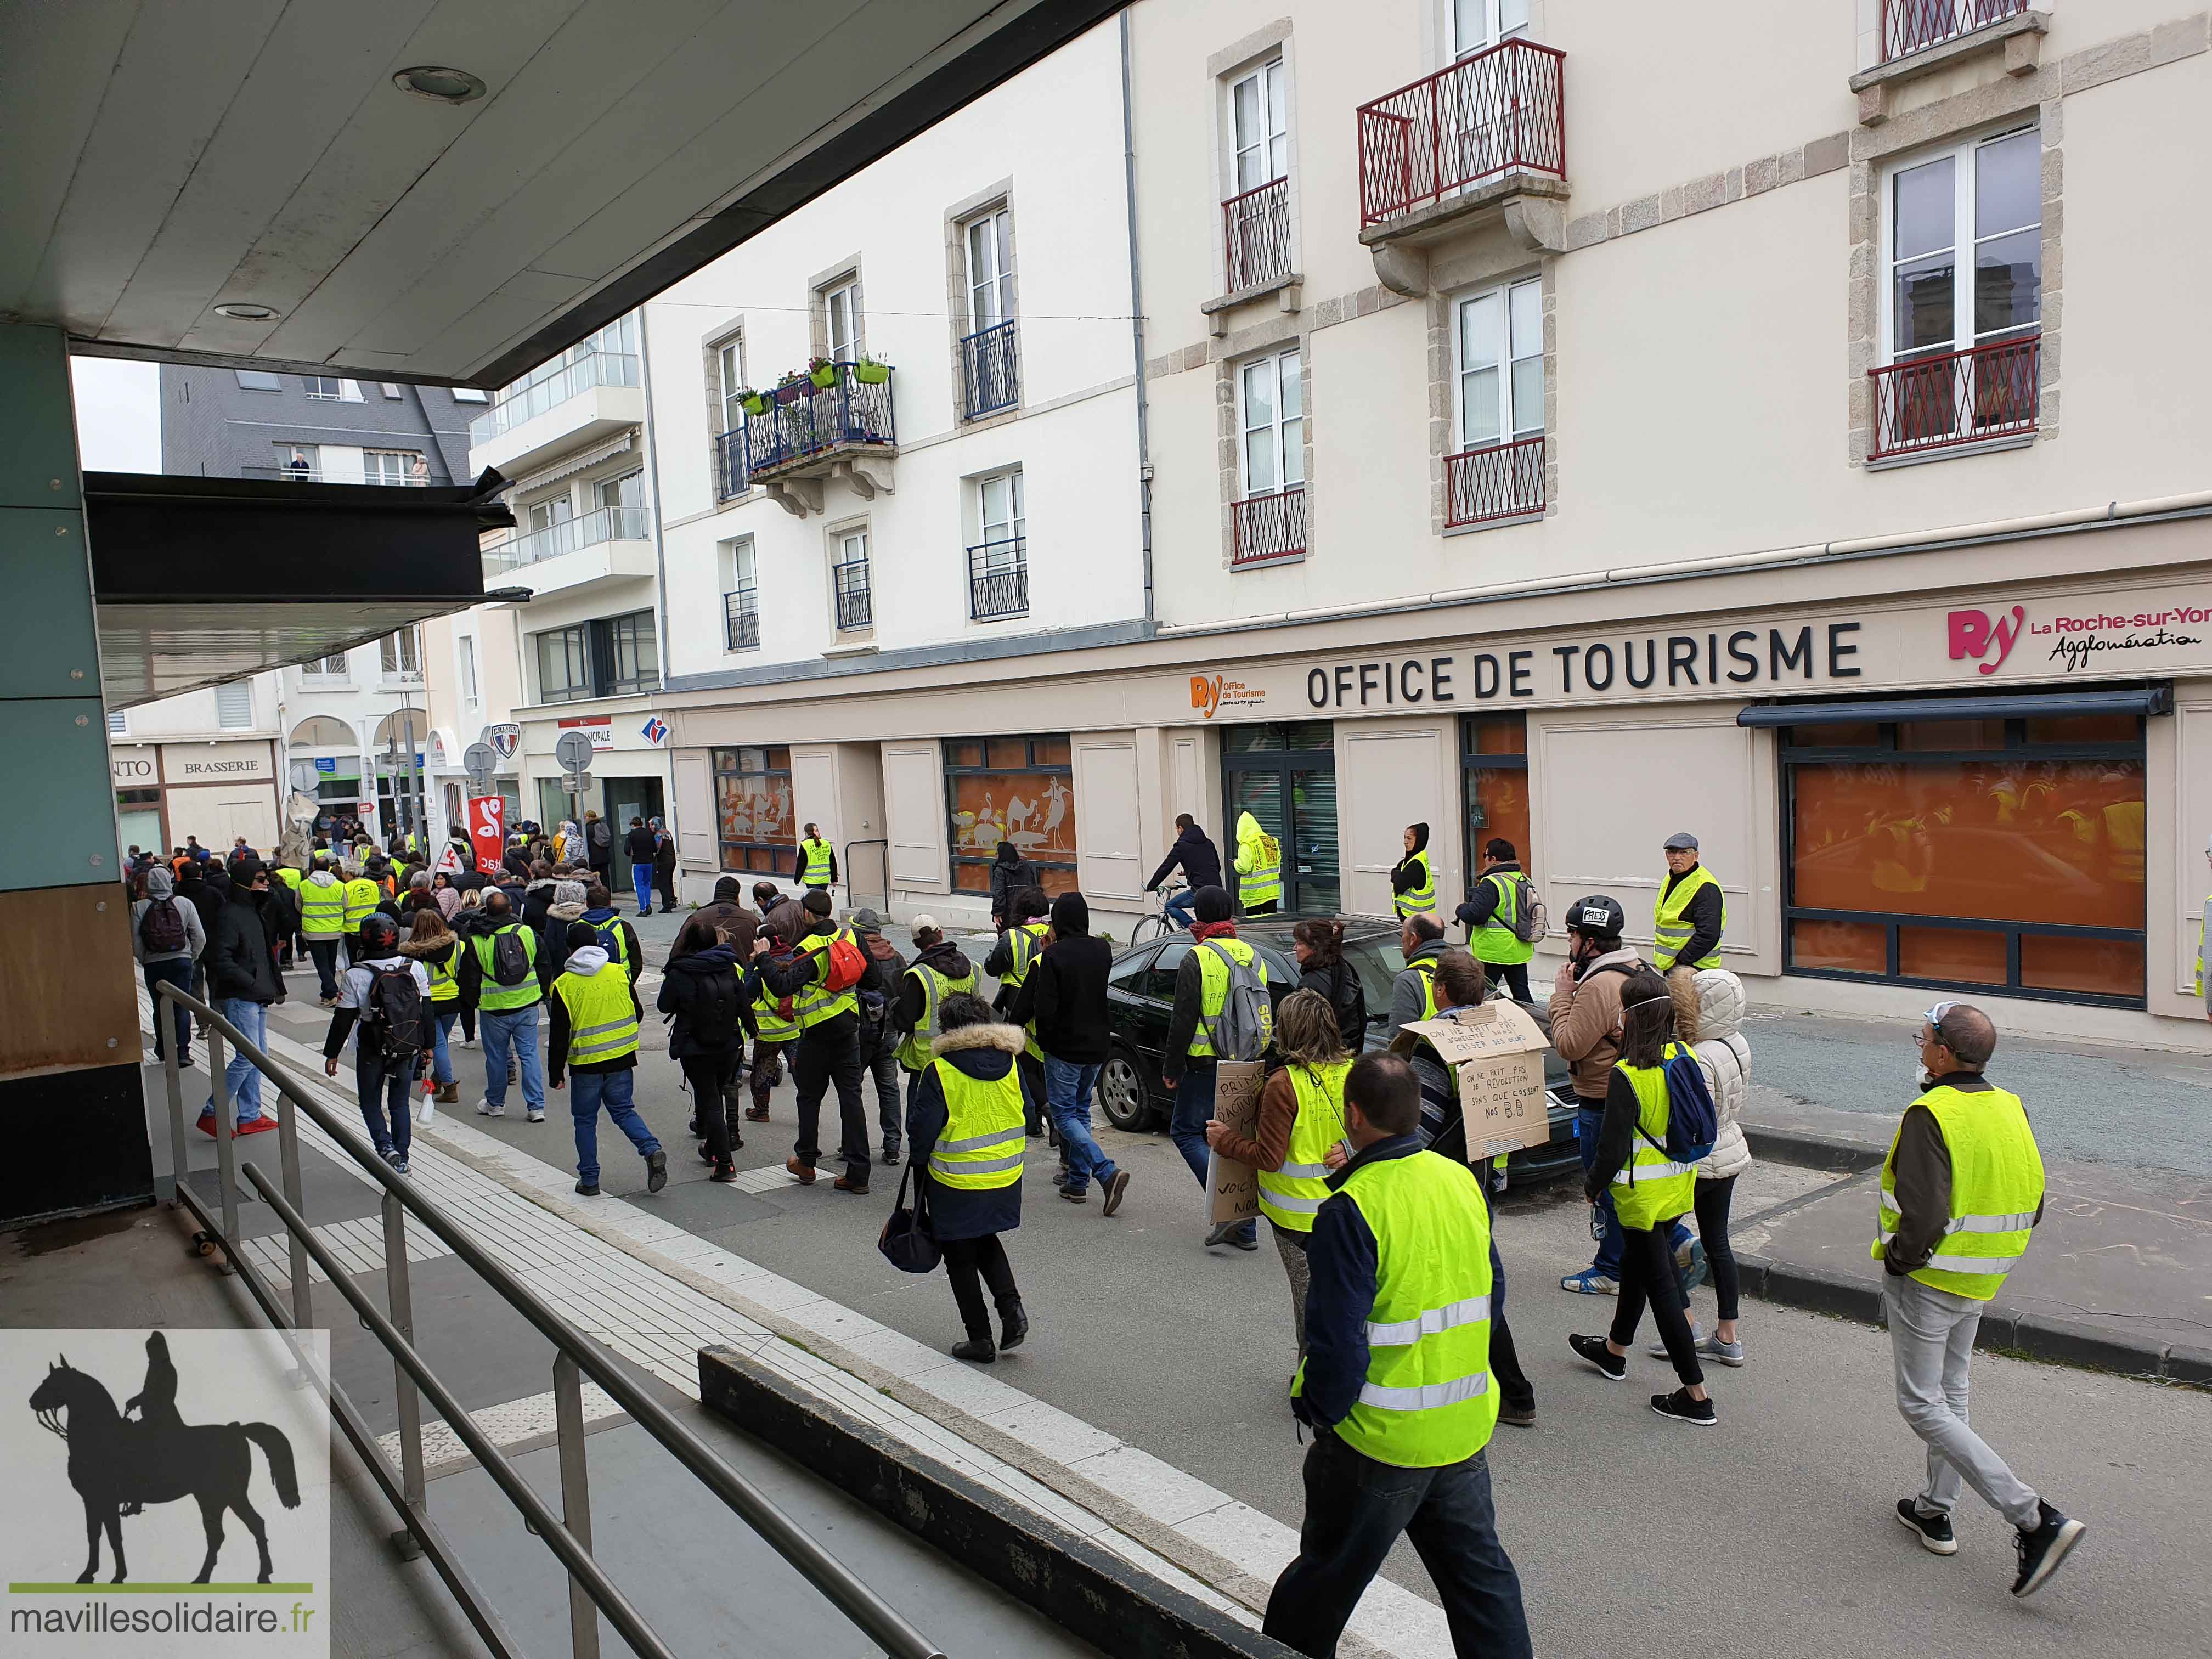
[1668, 967, 1752, 1366]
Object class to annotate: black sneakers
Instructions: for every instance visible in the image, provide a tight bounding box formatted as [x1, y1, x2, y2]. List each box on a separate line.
[1568, 1333, 1626, 1380]
[1650, 1388, 1716, 1427]
[1895, 1498, 1958, 1555]
[2012, 1501, 2085, 1598]
[645, 1150, 668, 1193]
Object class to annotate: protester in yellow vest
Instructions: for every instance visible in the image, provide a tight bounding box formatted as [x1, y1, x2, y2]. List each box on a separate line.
[1875, 1001, 2084, 1594]
[1389, 822, 1436, 920]
[1205, 989, 1351, 1351]
[341, 864, 382, 967]
[297, 857, 348, 1005]
[795, 822, 837, 891]
[402, 908, 465, 1109]
[1263, 1052, 1531, 1657]
[1652, 831, 1724, 971]
[548, 920, 665, 1199]
[1161, 886, 1268, 1252]
[906, 992, 1037, 1364]
[1567, 967, 1715, 1425]
[1233, 810, 1283, 916]
[749, 889, 872, 1193]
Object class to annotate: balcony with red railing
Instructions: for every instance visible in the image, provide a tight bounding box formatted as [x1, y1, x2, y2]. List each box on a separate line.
[1222, 177, 1294, 294]
[1445, 435, 1545, 528]
[1867, 334, 2040, 462]
[1231, 488, 1307, 569]
[1356, 39, 1567, 249]
[1880, 0, 2030, 63]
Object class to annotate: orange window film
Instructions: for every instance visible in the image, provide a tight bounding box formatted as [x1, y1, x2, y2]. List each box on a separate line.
[1898, 926, 2006, 987]
[1791, 918, 1886, 974]
[1791, 759, 2144, 928]
[2020, 935, 2144, 998]
[1465, 769, 1531, 876]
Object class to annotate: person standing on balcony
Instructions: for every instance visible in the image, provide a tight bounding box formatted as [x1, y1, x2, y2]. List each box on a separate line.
[797, 822, 838, 896]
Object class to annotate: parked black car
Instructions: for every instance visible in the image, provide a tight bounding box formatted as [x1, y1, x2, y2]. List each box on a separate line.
[1098, 915, 1581, 1183]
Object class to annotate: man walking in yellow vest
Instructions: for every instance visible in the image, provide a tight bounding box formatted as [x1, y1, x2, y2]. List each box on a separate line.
[1652, 831, 1724, 972]
[1878, 1002, 2086, 1597]
[1263, 1052, 1531, 1658]
[548, 921, 666, 1199]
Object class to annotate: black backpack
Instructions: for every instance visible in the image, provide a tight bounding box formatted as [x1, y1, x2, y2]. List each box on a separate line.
[139, 897, 187, 953]
[488, 923, 533, 986]
[687, 968, 743, 1051]
[366, 966, 425, 1069]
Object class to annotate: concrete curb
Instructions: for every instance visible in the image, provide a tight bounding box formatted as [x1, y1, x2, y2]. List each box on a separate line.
[1735, 1254, 2210, 1390]
[1741, 1123, 1887, 1173]
[698, 1345, 1302, 1659]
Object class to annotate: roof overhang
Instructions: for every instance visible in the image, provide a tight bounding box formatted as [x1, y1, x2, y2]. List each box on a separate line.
[83, 471, 517, 708]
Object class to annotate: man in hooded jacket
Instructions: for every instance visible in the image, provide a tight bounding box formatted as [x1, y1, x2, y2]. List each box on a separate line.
[988, 840, 1040, 932]
[1015, 891, 1130, 1214]
[549, 921, 666, 1198]
[133, 865, 206, 1066]
[1144, 814, 1222, 932]
[849, 910, 908, 1164]
[659, 928, 752, 1179]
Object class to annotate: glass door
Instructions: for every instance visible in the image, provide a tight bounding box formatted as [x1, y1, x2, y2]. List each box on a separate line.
[1222, 721, 1338, 914]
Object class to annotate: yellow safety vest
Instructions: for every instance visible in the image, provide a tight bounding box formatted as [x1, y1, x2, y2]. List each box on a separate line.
[425, 941, 460, 1003]
[800, 838, 834, 885]
[2196, 891, 2209, 996]
[472, 924, 542, 1012]
[1394, 850, 1436, 919]
[298, 878, 346, 938]
[999, 921, 1048, 1059]
[752, 966, 800, 1042]
[555, 962, 640, 1066]
[924, 1058, 1026, 1190]
[1187, 936, 1266, 1058]
[1652, 865, 1723, 972]
[791, 927, 859, 1029]
[896, 962, 978, 1071]
[1403, 956, 1441, 1023]
[273, 866, 303, 894]
[342, 878, 381, 928]
[1874, 1081, 2042, 1302]
[1293, 1149, 1496, 1468]
[1256, 1060, 1353, 1234]
[1610, 1046, 1696, 1230]
[1238, 827, 1283, 910]
[1468, 872, 1534, 967]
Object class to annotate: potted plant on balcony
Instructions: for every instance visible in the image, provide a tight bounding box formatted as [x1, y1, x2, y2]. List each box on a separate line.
[853, 351, 890, 386]
[808, 354, 837, 390]
[737, 386, 767, 417]
[774, 369, 810, 405]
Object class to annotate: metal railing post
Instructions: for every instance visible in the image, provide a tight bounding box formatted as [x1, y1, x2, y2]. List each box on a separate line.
[160, 991, 187, 1203]
[276, 1085, 313, 1331]
[554, 1352, 601, 1659]
[207, 1024, 239, 1272]
[383, 1189, 429, 1560]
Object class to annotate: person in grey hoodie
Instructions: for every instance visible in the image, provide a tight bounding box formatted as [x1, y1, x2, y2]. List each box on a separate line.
[537, 879, 591, 983]
[132, 865, 206, 1067]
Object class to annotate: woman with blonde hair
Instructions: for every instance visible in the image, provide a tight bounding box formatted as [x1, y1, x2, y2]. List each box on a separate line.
[1205, 987, 1351, 1350]
[400, 906, 465, 1110]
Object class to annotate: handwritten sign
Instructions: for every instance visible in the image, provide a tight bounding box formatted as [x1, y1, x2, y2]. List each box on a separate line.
[1398, 1002, 1554, 1163]
[1205, 1060, 1266, 1225]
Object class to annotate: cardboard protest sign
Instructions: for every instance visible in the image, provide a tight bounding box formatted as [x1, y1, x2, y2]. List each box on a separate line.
[1205, 1059, 1266, 1224]
[1398, 1001, 1554, 1163]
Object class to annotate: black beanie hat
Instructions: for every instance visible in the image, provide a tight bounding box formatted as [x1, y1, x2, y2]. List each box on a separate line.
[1194, 885, 1232, 924]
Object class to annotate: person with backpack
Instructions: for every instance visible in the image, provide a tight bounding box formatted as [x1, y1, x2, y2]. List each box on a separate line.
[132, 865, 206, 1071]
[403, 908, 466, 1108]
[549, 921, 668, 1198]
[906, 992, 1035, 1364]
[1161, 885, 1274, 1253]
[659, 924, 752, 1181]
[297, 856, 347, 1003]
[321, 913, 433, 1173]
[567, 882, 640, 983]
[1383, 912, 1451, 1042]
[538, 879, 591, 978]
[1389, 822, 1437, 921]
[1566, 967, 1717, 1425]
[584, 809, 612, 886]
[744, 902, 804, 1124]
[458, 888, 548, 1122]
[1553, 895, 1656, 1296]
[847, 909, 908, 1164]
[982, 887, 1052, 1139]
[749, 889, 872, 1193]
[1016, 891, 1129, 1212]
[1292, 917, 1367, 1053]
[1456, 838, 1538, 1004]
[198, 858, 283, 1137]
[1667, 968, 1753, 1368]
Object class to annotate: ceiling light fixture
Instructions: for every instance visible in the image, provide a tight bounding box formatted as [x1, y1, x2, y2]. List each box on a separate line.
[392, 65, 487, 105]
[213, 302, 279, 321]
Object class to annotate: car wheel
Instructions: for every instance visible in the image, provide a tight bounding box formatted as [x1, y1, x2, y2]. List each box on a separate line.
[1098, 1045, 1152, 1132]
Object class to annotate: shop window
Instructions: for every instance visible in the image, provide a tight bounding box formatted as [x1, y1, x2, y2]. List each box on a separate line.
[713, 747, 795, 876]
[1223, 721, 1336, 913]
[1461, 713, 1531, 902]
[947, 734, 1076, 897]
[1783, 713, 2145, 1003]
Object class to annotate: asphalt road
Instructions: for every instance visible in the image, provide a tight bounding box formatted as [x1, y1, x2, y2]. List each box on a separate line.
[266, 913, 2211, 1656]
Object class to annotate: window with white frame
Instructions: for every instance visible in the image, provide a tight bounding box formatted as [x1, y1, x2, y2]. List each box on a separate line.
[303, 376, 364, 401]
[304, 651, 349, 679]
[1230, 61, 1288, 196]
[1452, 0, 1530, 55]
[724, 537, 759, 651]
[450, 386, 489, 404]
[216, 681, 253, 729]
[822, 280, 860, 363]
[363, 449, 420, 486]
[832, 527, 872, 630]
[1239, 348, 1305, 499]
[716, 337, 747, 433]
[275, 442, 319, 479]
[970, 469, 1027, 620]
[966, 210, 1015, 331]
[380, 383, 405, 399]
[379, 628, 422, 681]
[458, 634, 479, 708]
[106, 709, 127, 736]
[1455, 278, 1543, 452]
[528, 494, 575, 534]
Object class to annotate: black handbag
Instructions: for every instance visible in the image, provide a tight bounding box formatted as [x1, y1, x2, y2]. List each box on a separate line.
[877, 1162, 941, 1274]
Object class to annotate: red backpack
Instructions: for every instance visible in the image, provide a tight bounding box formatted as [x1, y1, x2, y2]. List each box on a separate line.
[822, 929, 867, 995]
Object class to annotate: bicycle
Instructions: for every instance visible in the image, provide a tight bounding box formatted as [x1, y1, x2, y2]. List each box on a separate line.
[1129, 879, 1191, 946]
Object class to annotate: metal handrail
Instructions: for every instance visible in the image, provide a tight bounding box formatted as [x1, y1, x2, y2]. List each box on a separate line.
[152, 981, 945, 1659]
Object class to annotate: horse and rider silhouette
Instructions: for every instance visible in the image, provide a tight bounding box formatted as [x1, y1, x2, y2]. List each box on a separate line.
[26, 1335, 300, 1584]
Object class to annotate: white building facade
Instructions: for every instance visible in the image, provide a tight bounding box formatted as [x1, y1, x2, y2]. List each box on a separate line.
[107, 676, 284, 857]
[279, 634, 436, 848]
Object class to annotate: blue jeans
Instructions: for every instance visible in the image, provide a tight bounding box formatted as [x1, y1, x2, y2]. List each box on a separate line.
[431, 1007, 459, 1086]
[1043, 1056, 1116, 1195]
[480, 1003, 545, 1111]
[142, 958, 193, 1062]
[1264, 1435, 1530, 1658]
[1170, 1057, 1252, 1244]
[357, 1055, 412, 1158]
[1162, 889, 1197, 930]
[207, 997, 268, 1124]
[569, 1066, 660, 1184]
[1577, 1102, 1688, 1279]
[631, 864, 653, 914]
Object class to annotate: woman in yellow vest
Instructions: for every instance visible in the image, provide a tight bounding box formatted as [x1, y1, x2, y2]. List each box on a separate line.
[402, 908, 465, 1111]
[1567, 967, 1716, 1425]
[907, 992, 1036, 1363]
[1389, 822, 1436, 920]
[1204, 989, 1348, 1352]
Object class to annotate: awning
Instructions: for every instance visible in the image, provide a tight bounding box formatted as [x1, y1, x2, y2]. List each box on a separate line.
[1737, 685, 2173, 727]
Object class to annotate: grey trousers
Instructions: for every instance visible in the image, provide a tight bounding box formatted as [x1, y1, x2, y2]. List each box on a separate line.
[1884, 1273, 2040, 1527]
[1273, 1222, 1312, 1356]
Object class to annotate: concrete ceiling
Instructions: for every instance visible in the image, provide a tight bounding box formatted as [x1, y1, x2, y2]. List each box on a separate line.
[4, 0, 1122, 388]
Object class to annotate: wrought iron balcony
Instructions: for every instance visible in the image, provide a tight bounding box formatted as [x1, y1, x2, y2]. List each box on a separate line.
[724, 587, 759, 651]
[742, 363, 896, 482]
[833, 582, 873, 632]
[961, 321, 1019, 419]
[1868, 334, 2039, 462]
[1445, 435, 1545, 528]
[1223, 177, 1293, 292]
[1881, 0, 2029, 63]
[1356, 40, 1566, 232]
[967, 539, 1029, 621]
[1231, 487, 1307, 568]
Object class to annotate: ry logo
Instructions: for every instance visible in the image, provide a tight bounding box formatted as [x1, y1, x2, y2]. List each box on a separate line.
[1948, 605, 2026, 676]
[1190, 675, 1223, 719]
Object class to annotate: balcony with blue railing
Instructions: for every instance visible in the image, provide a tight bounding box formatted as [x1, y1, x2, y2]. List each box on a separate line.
[960, 321, 1018, 420]
[718, 363, 896, 511]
